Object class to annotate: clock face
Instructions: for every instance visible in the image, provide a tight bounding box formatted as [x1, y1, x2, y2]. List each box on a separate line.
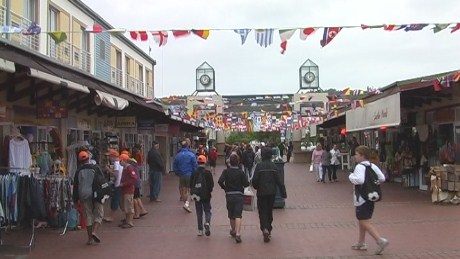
[200, 74, 211, 86]
[303, 72, 315, 83]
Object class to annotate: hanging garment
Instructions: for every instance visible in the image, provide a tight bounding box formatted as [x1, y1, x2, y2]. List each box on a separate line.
[9, 138, 33, 174]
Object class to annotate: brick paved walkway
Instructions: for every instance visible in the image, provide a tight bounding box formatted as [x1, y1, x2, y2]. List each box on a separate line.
[2, 161, 460, 258]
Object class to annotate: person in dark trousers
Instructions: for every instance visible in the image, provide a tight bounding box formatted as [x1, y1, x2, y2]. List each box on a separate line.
[321, 145, 332, 183]
[218, 153, 250, 243]
[286, 141, 293, 162]
[147, 140, 164, 202]
[190, 155, 214, 236]
[241, 144, 255, 179]
[251, 147, 287, 243]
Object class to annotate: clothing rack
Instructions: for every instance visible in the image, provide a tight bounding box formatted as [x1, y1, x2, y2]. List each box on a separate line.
[0, 169, 35, 249]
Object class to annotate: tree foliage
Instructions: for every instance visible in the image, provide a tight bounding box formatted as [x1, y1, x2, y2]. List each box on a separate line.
[225, 131, 281, 145]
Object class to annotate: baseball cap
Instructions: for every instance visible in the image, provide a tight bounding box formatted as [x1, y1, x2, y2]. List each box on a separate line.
[105, 149, 119, 157]
[78, 151, 89, 161]
[119, 154, 130, 161]
[121, 150, 130, 155]
[152, 140, 159, 145]
[197, 155, 207, 164]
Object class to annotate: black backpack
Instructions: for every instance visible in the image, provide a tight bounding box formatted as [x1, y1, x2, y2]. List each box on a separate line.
[191, 168, 209, 201]
[355, 163, 382, 202]
[80, 164, 113, 204]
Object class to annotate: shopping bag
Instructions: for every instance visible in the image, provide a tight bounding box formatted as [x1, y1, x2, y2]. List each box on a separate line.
[309, 164, 313, 172]
[243, 187, 256, 211]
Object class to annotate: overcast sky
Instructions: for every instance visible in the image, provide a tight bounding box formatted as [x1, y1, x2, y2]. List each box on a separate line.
[82, 0, 460, 97]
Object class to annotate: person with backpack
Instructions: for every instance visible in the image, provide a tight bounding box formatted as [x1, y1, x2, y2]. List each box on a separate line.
[349, 145, 388, 255]
[190, 155, 214, 236]
[252, 147, 287, 243]
[73, 151, 104, 245]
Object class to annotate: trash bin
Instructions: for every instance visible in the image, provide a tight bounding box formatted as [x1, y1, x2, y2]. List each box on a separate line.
[273, 161, 285, 208]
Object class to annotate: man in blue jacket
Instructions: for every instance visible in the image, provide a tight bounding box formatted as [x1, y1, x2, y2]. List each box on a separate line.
[173, 138, 198, 213]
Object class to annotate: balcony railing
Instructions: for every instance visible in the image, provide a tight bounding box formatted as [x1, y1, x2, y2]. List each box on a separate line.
[111, 66, 123, 87]
[0, 5, 40, 51]
[126, 74, 144, 96]
[48, 39, 91, 73]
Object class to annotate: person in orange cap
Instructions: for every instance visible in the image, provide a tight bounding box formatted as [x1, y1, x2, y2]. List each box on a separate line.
[103, 149, 122, 222]
[118, 154, 138, 228]
[190, 155, 214, 236]
[73, 151, 104, 245]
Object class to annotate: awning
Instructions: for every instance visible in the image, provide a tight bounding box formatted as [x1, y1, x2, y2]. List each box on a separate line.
[28, 68, 90, 93]
[318, 114, 346, 128]
[0, 58, 15, 73]
[346, 92, 400, 132]
[94, 90, 129, 110]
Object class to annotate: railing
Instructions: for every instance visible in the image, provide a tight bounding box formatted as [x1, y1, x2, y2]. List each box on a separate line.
[146, 84, 153, 98]
[0, 5, 40, 51]
[126, 74, 144, 96]
[111, 66, 123, 87]
[48, 39, 91, 73]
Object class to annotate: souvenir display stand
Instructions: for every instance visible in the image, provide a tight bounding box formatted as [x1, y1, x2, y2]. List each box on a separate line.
[429, 165, 460, 204]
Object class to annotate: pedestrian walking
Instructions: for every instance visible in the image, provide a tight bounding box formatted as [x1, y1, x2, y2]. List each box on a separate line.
[349, 145, 389, 255]
[286, 141, 293, 162]
[252, 147, 287, 243]
[173, 139, 198, 213]
[320, 145, 332, 183]
[218, 153, 250, 243]
[311, 144, 323, 182]
[147, 140, 164, 202]
[72, 151, 104, 245]
[330, 144, 341, 182]
[190, 155, 214, 236]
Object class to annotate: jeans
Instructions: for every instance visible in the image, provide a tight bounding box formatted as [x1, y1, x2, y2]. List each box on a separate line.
[149, 170, 162, 201]
[331, 164, 339, 180]
[194, 200, 212, 230]
[257, 194, 276, 232]
[321, 165, 332, 182]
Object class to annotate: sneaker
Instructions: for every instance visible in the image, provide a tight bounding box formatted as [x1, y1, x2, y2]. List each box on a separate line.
[197, 230, 203, 236]
[229, 230, 236, 238]
[235, 235, 242, 243]
[351, 242, 368, 251]
[204, 223, 211, 236]
[375, 238, 389, 255]
[183, 204, 192, 213]
[263, 229, 270, 243]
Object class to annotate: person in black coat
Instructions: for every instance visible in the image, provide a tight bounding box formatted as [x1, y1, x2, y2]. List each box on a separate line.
[252, 147, 287, 243]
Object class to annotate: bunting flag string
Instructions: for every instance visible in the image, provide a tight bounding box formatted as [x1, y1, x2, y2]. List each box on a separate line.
[5, 22, 460, 50]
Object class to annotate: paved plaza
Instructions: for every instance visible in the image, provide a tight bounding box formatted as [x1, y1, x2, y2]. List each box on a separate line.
[2, 160, 460, 259]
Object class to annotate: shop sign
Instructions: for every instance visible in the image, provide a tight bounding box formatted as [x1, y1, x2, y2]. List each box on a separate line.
[115, 116, 136, 128]
[103, 118, 115, 128]
[137, 119, 155, 130]
[346, 92, 400, 132]
[155, 124, 168, 133]
[36, 100, 68, 119]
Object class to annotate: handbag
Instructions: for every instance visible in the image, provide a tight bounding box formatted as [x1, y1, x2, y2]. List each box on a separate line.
[243, 186, 256, 211]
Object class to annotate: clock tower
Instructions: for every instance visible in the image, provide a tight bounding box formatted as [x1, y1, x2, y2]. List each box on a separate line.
[299, 59, 320, 92]
[194, 61, 217, 95]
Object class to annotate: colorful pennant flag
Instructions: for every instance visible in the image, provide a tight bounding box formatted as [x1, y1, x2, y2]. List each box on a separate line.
[172, 30, 191, 38]
[234, 29, 251, 45]
[299, 27, 316, 40]
[49, 32, 67, 44]
[23, 22, 41, 35]
[432, 79, 442, 91]
[151, 31, 168, 46]
[2, 26, 22, 34]
[320, 27, 342, 47]
[130, 31, 148, 41]
[342, 87, 351, 95]
[404, 24, 429, 31]
[384, 24, 407, 31]
[192, 29, 210, 39]
[432, 24, 450, 33]
[255, 29, 274, 47]
[279, 29, 296, 54]
[86, 24, 103, 33]
[451, 23, 460, 33]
